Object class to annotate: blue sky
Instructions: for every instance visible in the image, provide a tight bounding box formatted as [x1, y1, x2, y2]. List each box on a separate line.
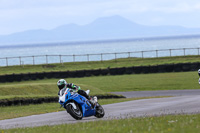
[0, 0, 200, 35]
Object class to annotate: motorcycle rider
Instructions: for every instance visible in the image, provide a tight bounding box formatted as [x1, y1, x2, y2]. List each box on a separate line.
[57, 79, 97, 106]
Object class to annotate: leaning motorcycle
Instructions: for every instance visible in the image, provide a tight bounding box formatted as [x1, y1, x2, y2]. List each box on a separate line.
[59, 88, 105, 120]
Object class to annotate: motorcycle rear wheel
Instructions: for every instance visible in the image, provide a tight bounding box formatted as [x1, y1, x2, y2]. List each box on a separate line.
[95, 103, 105, 118]
[66, 103, 83, 120]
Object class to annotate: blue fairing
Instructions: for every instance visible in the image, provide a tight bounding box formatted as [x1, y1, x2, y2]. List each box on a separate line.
[59, 89, 96, 117]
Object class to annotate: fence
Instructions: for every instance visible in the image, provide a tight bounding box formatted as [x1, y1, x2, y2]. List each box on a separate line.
[0, 47, 200, 67]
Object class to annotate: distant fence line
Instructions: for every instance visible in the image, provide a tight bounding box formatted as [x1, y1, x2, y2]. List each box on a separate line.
[0, 47, 200, 66]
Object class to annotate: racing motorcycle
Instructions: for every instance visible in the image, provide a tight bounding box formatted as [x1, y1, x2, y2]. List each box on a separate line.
[59, 88, 105, 120]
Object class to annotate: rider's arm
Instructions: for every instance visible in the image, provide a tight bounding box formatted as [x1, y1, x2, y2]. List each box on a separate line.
[67, 83, 81, 91]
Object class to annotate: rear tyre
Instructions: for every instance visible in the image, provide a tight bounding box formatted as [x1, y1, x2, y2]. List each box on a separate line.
[95, 103, 105, 118]
[66, 103, 83, 120]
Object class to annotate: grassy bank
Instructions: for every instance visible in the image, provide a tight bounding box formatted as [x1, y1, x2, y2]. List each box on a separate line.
[0, 71, 198, 100]
[2, 113, 200, 133]
[0, 55, 200, 75]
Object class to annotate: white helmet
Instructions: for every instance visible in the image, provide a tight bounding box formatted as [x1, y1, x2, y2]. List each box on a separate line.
[57, 79, 67, 90]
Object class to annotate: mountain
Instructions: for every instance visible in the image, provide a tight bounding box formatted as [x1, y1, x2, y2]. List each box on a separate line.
[0, 15, 200, 45]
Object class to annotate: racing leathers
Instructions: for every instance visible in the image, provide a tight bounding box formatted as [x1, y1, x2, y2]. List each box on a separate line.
[58, 83, 90, 100]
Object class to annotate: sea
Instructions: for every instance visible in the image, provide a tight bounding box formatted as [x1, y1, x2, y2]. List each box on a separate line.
[0, 37, 200, 66]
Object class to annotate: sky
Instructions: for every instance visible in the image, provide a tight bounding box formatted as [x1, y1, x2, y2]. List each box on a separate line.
[0, 0, 200, 35]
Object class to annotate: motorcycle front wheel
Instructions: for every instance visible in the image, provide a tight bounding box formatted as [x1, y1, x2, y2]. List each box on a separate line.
[95, 103, 105, 118]
[66, 103, 83, 120]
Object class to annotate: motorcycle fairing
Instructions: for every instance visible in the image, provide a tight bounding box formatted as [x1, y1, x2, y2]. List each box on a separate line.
[59, 88, 96, 117]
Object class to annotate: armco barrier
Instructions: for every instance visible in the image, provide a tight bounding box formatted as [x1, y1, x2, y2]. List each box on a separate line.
[0, 62, 200, 83]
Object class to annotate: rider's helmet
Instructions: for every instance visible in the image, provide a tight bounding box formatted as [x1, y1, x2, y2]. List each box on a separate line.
[57, 79, 67, 90]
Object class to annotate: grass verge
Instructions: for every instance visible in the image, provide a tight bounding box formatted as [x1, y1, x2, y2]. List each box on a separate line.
[0, 71, 198, 100]
[2, 113, 200, 133]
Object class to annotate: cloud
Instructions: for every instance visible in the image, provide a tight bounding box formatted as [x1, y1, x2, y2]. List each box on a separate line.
[152, 2, 200, 13]
[0, 0, 200, 35]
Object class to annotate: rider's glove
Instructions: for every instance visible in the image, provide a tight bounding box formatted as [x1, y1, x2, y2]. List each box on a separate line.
[77, 86, 81, 90]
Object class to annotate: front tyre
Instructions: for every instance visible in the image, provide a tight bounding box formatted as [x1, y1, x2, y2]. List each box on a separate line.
[95, 103, 105, 118]
[66, 103, 83, 120]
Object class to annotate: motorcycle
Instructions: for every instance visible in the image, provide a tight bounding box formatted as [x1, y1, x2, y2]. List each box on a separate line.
[59, 88, 105, 120]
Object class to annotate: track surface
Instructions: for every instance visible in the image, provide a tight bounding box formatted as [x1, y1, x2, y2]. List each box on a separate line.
[1, 94, 200, 129]
[112, 89, 200, 98]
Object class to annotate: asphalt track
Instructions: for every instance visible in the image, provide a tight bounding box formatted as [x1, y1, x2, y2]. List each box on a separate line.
[112, 89, 200, 98]
[0, 90, 200, 129]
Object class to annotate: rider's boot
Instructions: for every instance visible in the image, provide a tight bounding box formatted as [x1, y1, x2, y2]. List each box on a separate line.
[93, 96, 97, 103]
[93, 96, 100, 108]
[89, 96, 98, 108]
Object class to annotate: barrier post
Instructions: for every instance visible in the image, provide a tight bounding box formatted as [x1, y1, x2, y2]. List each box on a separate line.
[6, 57, 8, 66]
[46, 55, 48, 64]
[141, 51, 144, 58]
[87, 54, 89, 62]
[19, 56, 21, 66]
[169, 49, 172, 57]
[32, 56, 35, 65]
[73, 55, 75, 62]
[156, 50, 158, 58]
[59, 55, 62, 64]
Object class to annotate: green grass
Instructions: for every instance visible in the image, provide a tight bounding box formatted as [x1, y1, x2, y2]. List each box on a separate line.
[67, 71, 199, 92]
[0, 71, 198, 120]
[2, 114, 200, 133]
[0, 81, 106, 99]
[0, 55, 200, 75]
[1, 71, 199, 93]
[0, 71, 199, 100]
[1, 56, 200, 132]
[0, 97, 167, 120]
[0, 102, 64, 120]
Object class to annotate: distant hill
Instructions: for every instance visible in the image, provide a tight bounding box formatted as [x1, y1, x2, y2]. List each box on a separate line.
[0, 15, 200, 45]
